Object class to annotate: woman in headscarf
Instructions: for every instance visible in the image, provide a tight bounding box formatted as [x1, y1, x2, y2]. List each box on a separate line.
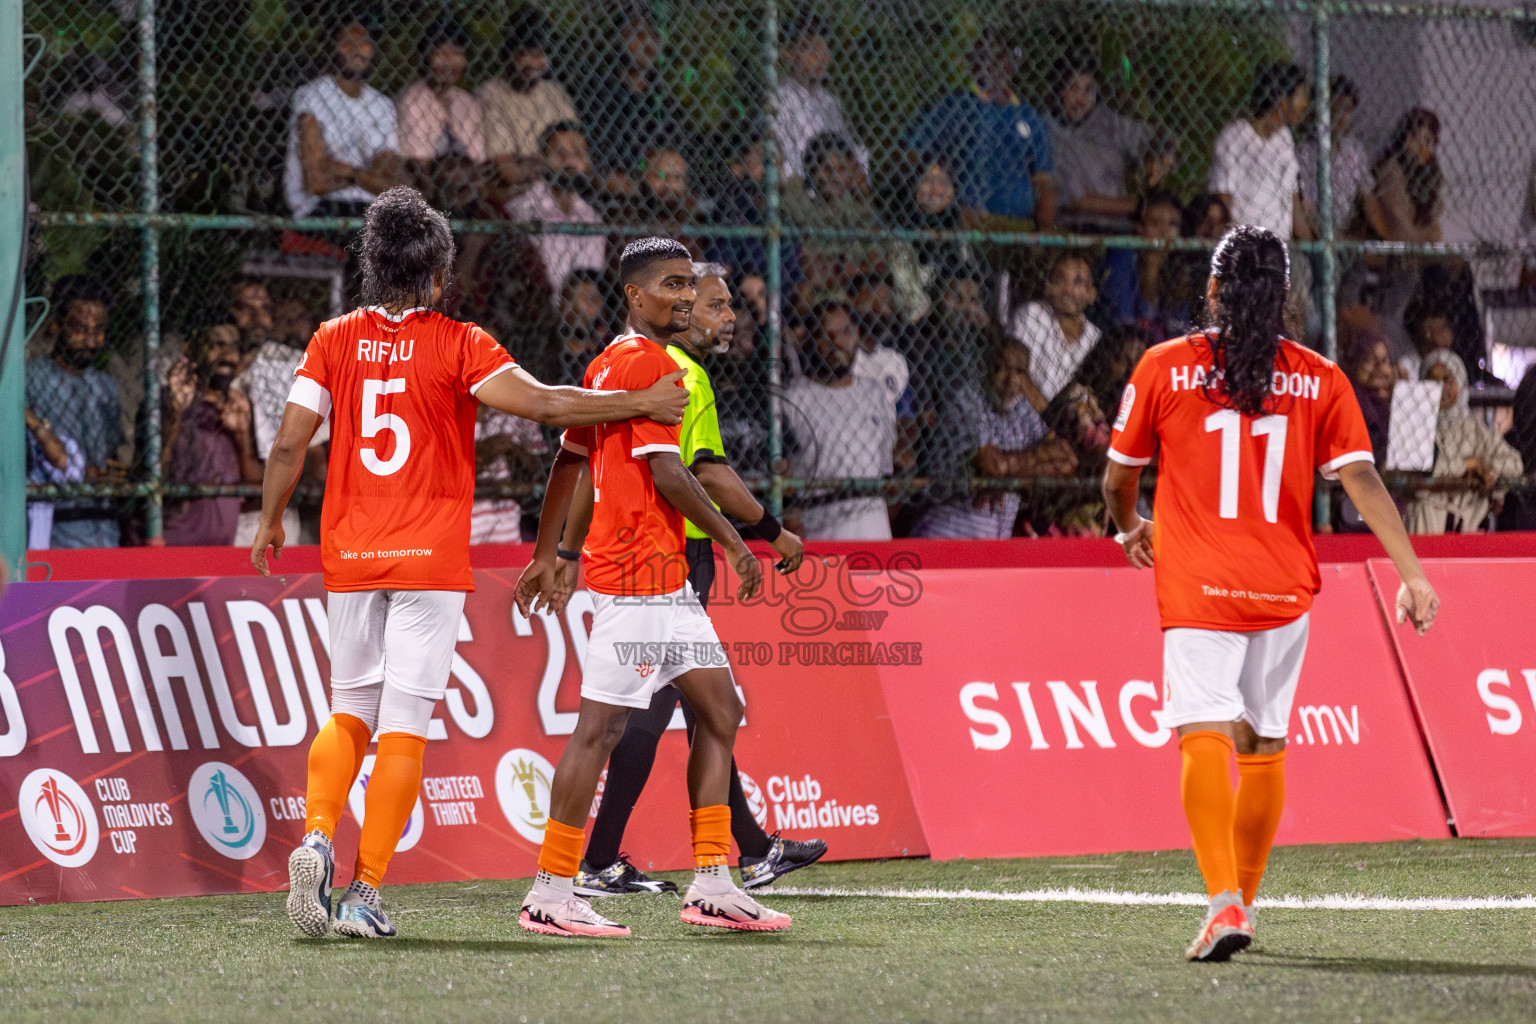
[1404, 350, 1523, 533]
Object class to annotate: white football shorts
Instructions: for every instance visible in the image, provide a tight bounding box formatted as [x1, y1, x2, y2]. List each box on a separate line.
[327, 589, 466, 703]
[581, 582, 724, 709]
[1161, 613, 1310, 740]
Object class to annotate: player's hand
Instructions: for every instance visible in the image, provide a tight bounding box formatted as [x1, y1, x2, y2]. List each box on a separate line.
[638, 370, 689, 425]
[550, 558, 580, 615]
[251, 519, 284, 578]
[1396, 575, 1440, 637]
[727, 540, 763, 600]
[1116, 517, 1154, 569]
[769, 527, 804, 574]
[515, 556, 560, 616]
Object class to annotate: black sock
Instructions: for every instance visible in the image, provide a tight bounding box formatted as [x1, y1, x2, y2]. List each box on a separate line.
[679, 697, 772, 860]
[583, 686, 677, 870]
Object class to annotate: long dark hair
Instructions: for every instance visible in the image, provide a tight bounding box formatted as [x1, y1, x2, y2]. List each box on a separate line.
[1376, 107, 1442, 227]
[358, 187, 455, 311]
[1204, 225, 1290, 417]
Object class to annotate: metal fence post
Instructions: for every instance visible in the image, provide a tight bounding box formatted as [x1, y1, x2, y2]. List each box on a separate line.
[762, 0, 784, 518]
[1313, 2, 1336, 532]
[138, 0, 162, 540]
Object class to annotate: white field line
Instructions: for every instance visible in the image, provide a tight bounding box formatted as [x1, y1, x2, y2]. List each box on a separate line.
[764, 885, 1536, 911]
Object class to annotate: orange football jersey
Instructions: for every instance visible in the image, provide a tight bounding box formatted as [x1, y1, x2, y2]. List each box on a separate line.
[292, 307, 514, 592]
[561, 332, 687, 597]
[1109, 333, 1374, 631]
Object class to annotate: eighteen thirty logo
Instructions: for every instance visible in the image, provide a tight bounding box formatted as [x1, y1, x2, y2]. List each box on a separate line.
[188, 762, 267, 860]
[737, 771, 770, 830]
[496, 749, 555, 844]
[18, 769, 100, 868]
[348, 755, 426, 853]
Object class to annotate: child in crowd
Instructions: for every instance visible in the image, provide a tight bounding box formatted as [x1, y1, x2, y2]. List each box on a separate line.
[1006, 252, 1101, 406]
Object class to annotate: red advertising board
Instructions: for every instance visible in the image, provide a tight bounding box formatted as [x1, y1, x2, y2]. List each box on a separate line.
[1368, 558, 1536, 837]
[0, 566, 926, 905]
[875, 565, 1451, 860]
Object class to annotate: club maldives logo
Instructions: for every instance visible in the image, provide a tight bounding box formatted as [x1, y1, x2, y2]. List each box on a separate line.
[737, 771, 770, 830]
[496, 749, 555, 844]
[187, 762, 267, 860]
[348, 755, 426, 853]
[18, 769, 100, 868]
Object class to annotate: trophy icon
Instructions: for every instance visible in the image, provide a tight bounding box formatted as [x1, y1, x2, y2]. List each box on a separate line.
[513, 759, 546, 825]
[208, 770, 241, 835]
[39, 776, 72, 843]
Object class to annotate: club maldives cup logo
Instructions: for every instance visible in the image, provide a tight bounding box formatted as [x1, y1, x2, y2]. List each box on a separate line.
[188, 762, 267, 860]
[347, 755, 426, 853]
[496, 749, 556, 844]
[737, 771, 770, 830]
[18, 769, 100, 868]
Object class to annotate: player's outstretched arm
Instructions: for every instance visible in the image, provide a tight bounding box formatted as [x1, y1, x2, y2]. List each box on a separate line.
[649, 452, 764, 600]
[694, 460, 804, 574]
[477, 366, 688, 427]
[251, 403, 323, 577]
[515, 448, 585, 616]
[1102, 461, 1154, 569]
[1337, 461, 1440, 635]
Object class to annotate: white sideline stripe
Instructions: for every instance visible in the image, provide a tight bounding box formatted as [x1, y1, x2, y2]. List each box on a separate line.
[764, 885, 1536, 911]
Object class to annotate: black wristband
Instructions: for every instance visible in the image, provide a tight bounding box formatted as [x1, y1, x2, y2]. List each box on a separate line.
[556, 547, 580, 562]
[751, 511, 783, 544]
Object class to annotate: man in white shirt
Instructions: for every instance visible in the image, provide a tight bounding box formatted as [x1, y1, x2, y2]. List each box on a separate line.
[772, 14, 868, 182]
[505, 122, 607, 296]
[1208, 62, 1311, 240]
[1006, 253, 1101, 404]
[784, 302, 896, 540]
[1297, 75, 1370, 236]
[285, 18, 409, 217]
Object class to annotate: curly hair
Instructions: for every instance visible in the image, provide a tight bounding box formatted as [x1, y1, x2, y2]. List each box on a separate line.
[1203, 225, 1290, 418]
[357, 187, 455, 311]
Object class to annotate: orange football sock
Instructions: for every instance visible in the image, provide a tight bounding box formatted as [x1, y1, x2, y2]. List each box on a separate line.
[1234, 750, 1287, 906]
[537, 818, 587, 879]
[303, 713, 372, 839]
[690, 804, 731, 868]
[352, 732, 426, 889]
[1180, 731, 1239, 897]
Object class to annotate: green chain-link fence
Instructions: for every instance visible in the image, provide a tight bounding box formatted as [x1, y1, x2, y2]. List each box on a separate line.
[19, 0, 1536, 555]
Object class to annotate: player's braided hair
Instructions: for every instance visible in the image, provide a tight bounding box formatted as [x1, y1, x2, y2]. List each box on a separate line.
[358, 187, 455, 313]
[1204, 224, 1290, 418]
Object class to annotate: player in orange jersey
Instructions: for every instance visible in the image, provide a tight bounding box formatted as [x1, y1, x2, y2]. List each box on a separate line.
[1103, 225, 1440, 962]
[250, 188, 688, 940]
[513, 237, 790, 937]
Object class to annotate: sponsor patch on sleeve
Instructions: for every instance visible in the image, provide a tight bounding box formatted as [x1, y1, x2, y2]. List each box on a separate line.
[1113, 383, 1135, 432]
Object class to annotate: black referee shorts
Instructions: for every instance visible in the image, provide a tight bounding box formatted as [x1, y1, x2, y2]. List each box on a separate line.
[685, 537, 714, 611]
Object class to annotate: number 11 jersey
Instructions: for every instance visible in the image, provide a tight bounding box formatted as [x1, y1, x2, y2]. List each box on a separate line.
[1108, 333, 1373, 631]
[290, 307, 515, 592]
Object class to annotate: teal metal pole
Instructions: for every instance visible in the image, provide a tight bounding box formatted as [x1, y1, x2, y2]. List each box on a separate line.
[138, 0, 163, 540]
[0, 0, 26, 581]
[762, 0, 784, 517]
[1313, 5, 1336, 532]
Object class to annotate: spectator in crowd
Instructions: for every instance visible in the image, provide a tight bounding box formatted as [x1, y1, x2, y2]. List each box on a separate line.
[1342, 329, 1396, 465]
[1044, 381, 1112, 473]
[1405, 351, 1523, 534]
[913, 337, 1077, 539]
[1401, 294, 1456, 381]
[1501, 364, 1536, 530]
[1007, 251, 1101, 405]
[25, 276, 125, 548]
[617, 144, 698, 243]
[1184, 192, 1233, 242]
[783, 301, 897, 539]
[891, 159, 984, 291]
[396, 17, 490, 214]
[160, 326, 264, 547]
[1160, 192, 1231, 325]
[558, 268, 611, 381]
[478, 6, 578, 196]
[285, 16, 409, 217]
[1074, 322, 1150, 424]
[1362, 107, 1443, 247]
[272, 296, 319, 348]
[1209, 62, 1310, 239]
[706, 130, 802, 289]
[470, 406, 549, 544]
[849, 273, 918, 469]
[773, 13, 868, 183]
[506, 121, 607, 296]
[1098, 190, 1190, 340]
[784, 132, 888, 306]
[1297, 74, 1370, 237]
[1046, 52, 1154, 234]
[906, 31, 1057, 231]
[579, 5, 692, 198]
[25, 408, 85, 550]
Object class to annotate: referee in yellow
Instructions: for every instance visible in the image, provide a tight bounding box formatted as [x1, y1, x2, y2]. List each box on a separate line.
[555, 262, 825, 897]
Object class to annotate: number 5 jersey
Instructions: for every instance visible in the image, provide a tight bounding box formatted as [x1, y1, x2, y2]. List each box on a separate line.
[1107, 333, 1374, 632]
[289, 306, 515, 592]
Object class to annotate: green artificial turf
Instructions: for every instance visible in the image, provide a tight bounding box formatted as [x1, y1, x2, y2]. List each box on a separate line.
[2, 839, 1534, 1023]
